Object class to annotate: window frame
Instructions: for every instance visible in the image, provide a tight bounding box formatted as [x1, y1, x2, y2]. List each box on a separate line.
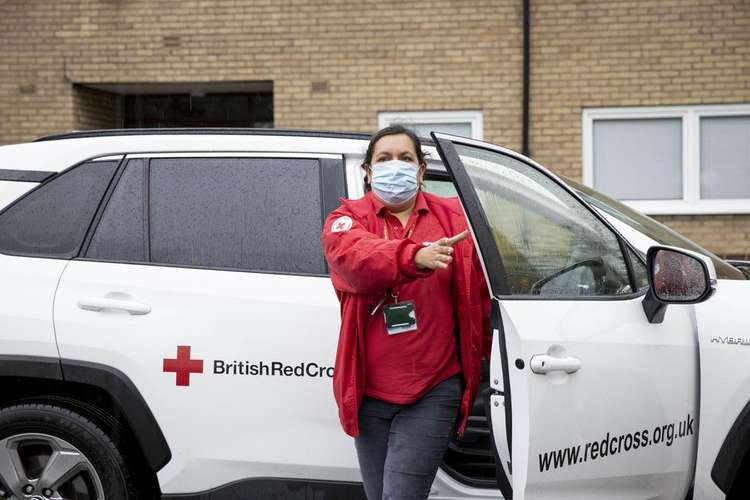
[79, 151, 346, 278]
[378, 110, 484, 140]
[582, 103, 750, 215]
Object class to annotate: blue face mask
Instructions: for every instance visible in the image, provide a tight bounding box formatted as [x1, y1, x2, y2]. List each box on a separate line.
[370, 160, 419, 205]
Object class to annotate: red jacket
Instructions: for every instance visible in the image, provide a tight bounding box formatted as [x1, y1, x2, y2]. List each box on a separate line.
[321, 191, 491, 438]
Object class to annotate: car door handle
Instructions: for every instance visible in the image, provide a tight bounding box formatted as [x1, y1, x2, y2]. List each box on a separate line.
[530, 354, 581, 374]
[77, 297, 151, 315]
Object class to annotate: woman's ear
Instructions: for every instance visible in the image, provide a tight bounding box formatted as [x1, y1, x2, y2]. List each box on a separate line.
[363, 164, 372, 186]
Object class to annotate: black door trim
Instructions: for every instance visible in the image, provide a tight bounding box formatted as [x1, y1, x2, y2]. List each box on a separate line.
[0, 169, 56, 183]
[162, 477, 366, 499]
[712, 398, 750, 493]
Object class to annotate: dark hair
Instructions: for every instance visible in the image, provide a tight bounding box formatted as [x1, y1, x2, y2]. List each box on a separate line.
[361, 124, 428, 191]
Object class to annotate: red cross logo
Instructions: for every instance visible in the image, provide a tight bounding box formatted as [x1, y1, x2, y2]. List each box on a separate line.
[331, 215, 352, 233]
[163, 345, 204, 386]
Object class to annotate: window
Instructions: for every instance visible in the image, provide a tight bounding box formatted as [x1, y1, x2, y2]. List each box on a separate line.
[423, 177, 458, 198]
[700, 115, 750, 200]
[0, 159, 118, 258]
[569, 177, 746, 281]
[583, 104, 750, 215]
[148, 157, 327, 275]
[86, 159, 147, 262]
[452, 143, 634, 297]
[379, 111, 483, 140]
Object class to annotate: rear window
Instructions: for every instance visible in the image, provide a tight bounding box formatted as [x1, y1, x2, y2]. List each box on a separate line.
[0, 160, 118, 258]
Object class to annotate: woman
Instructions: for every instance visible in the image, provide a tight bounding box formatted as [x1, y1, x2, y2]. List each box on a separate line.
[321, 125, 490, 500]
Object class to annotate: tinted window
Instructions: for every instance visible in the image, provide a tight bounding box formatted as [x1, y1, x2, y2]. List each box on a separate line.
[149, 157, 326, 274]
[0, 160, 118, 257]
[450, 143, 633, 297]
[86, 159, 146, 261]
[568, 178, 746, 281]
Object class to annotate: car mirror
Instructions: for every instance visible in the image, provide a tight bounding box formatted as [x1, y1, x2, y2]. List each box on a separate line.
[642, 245, 717, 323]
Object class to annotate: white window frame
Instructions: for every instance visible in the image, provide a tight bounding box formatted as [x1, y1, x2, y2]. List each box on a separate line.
[378, 110, 483, 140]
[582, 103, 750, 215]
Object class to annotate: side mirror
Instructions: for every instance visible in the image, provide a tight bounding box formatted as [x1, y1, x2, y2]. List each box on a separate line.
[642, 245, 717, 323]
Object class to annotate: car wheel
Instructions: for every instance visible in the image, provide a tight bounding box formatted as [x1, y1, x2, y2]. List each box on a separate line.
[0, 403, 138, 499]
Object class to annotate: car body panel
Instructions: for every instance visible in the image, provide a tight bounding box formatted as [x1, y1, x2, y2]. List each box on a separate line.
[0, 254, 67, 359]
[589, 199, 750, 500]
[53, 259, 355, 493]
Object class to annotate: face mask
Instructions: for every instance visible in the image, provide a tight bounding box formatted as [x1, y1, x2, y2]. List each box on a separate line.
[370, 159, 419, 205]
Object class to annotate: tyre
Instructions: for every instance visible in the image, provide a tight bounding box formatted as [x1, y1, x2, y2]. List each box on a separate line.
[0, 403, 138, 499]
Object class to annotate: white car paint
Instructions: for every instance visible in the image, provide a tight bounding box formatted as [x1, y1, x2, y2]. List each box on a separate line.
[0, 254, 68, 359]
[495, 298, 698, 500]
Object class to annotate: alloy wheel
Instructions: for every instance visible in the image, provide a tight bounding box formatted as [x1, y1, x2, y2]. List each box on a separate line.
[0, 433, 104, 500]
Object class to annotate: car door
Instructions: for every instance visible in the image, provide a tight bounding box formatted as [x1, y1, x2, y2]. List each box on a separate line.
[431, 133, 699, 500]
[53, 152, 359, 495]
[0, 156, 120, 363]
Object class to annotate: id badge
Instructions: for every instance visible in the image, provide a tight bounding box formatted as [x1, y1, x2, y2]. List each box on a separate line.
[384, 300, 418, 335]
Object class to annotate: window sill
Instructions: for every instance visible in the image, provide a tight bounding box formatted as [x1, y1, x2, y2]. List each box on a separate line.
[622, 199, 750, 216]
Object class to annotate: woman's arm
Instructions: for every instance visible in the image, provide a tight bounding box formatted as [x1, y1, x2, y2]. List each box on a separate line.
[321, 207, 432, 295]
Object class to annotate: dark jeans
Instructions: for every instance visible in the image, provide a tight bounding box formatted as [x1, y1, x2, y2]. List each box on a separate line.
[354, 374, 463, 500]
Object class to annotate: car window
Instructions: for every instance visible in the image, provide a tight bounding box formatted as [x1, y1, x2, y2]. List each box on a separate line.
[567, 178, 746, 281]
[423, 177, 458, 198]
[86, 159, 146, 262]
[148, 157, 328, 275]
[0, 159, 119, 258]
[445, 144, 635, 297]
[425, 172, 651, 294]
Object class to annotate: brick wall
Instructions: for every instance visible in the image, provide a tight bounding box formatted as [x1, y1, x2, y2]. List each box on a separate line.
[529, 0, 750, 257]
[0, 0, 748, 256]
[73, 85, 121, 130]
[0, 0, 522, 144]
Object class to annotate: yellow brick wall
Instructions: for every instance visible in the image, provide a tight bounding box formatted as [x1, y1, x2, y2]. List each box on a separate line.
[529, 0, 750, 257]
[0, 0, 748, 256]
[73, 85, 121, 130]
[0, 0, 522, 145]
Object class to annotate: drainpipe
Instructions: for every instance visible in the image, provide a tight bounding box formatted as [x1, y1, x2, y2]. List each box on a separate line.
[522, 0, 531, 157]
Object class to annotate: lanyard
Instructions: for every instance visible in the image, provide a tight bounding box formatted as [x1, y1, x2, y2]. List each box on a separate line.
[370, 214, 418, 316]
[383, 219, 415, 241]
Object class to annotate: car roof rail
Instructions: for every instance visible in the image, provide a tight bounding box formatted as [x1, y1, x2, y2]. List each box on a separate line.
[32, 128, 375, 143]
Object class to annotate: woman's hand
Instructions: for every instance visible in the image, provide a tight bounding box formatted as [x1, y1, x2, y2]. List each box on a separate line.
[414, 230, 469, 270]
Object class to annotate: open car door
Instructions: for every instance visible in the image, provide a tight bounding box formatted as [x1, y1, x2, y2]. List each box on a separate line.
[431, 133, 699, 500]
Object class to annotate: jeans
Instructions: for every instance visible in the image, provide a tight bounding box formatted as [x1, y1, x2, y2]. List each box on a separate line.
[354, 374, 463, 500]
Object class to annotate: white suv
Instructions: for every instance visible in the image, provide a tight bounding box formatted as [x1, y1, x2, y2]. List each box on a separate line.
[0, 129, 747, 500]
